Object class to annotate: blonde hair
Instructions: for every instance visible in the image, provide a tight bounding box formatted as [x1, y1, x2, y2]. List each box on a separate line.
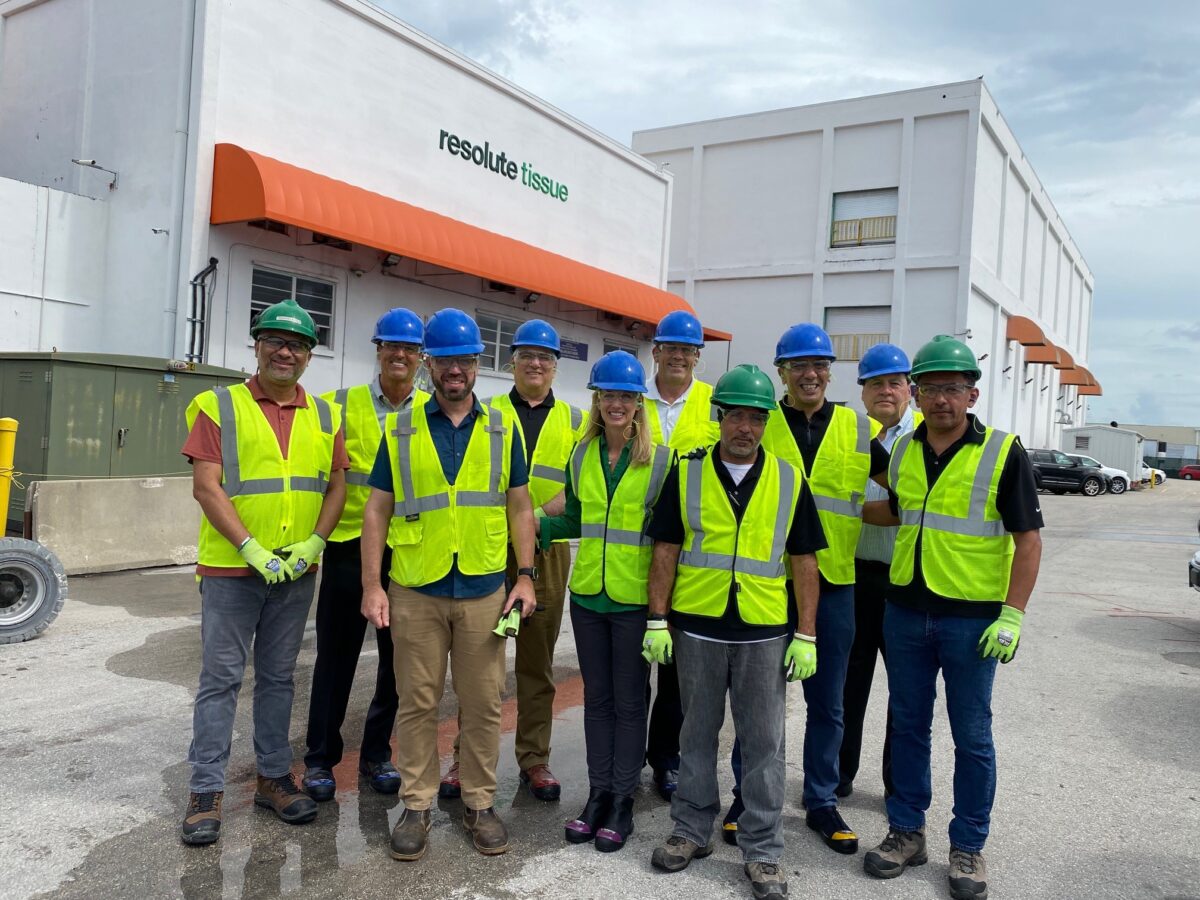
[582, 392, 653, 467]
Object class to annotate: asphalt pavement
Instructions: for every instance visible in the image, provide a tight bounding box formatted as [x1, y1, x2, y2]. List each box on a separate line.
[3, 481, 1199, 900]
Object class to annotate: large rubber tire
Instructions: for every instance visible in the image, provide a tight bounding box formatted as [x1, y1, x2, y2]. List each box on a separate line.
[1082, 476, 1103, 497]
[1109, 477, 1127, 495]
[0, 538, 68, 644]
[1184, 474, 1193, 481]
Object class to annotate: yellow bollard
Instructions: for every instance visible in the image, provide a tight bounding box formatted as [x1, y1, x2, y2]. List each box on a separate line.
[0, 418, 16, 529]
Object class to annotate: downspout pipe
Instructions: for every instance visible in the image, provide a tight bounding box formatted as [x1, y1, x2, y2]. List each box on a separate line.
[163, 0, 199, 357]
[187, 257, 219, 362]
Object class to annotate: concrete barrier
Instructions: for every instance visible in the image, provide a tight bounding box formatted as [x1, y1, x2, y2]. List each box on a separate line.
[29, 477, 199, 575]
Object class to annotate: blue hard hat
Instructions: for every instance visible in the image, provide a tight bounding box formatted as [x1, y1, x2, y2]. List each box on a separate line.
[511, 319, 561, 356]
[654, 310, 705, 347]
[775, 323, 835, 363]
[423, 308, 485, 357]
[857, 343, 911, 384]
[587, 350, 648, 393]
[373, 307, 424, 345]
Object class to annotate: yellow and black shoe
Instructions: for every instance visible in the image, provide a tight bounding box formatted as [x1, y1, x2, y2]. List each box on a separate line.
[721, 793, 744, 846]
[806, 805, 858, 854]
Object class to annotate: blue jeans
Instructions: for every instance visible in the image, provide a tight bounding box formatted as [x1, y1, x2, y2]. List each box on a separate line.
[673, 632, 788, 863]
[188, 574, 316, 792]
[883, 602, 998, 852]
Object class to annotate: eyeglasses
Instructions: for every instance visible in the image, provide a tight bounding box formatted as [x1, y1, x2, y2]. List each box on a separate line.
[780, 360, 830, 374]
[376, 341, 421, 354]
[915, 383, 972, 399]
[656, 343, 699, 357]
[722, 409, 770, 427]
[258, 336, 312, 354]
[513, 350, 557, 365]
[428, 355, 479, 371]
[598, 390, 639, 403]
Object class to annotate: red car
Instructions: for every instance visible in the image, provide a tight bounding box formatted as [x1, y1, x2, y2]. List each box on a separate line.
[1179, 464, 1200, 480]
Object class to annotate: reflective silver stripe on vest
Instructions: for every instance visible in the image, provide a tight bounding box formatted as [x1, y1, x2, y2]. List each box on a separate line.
[570, 439, 588, 495]
[890, 433, 915, 491]
[391, 405, 506, 514]
[854, 410, 872, 455]
[531, 463, 567, 485]
[580, 523, 648, 546]
[896, 429, 1011, 538]
[334, 388, 349, 415]
[768, 458, 796, 567]
[393, 493, 451, 517]
[645, 445, 672, 512]
[683, 455, 706, 556]
[813, 492, 863, 518]
[570, 405, 584, 431]
[218, 387, 330, 498]
[392, 408, 419, 504]
[486, 407, 505, 497]
[346, 471, 372, 486]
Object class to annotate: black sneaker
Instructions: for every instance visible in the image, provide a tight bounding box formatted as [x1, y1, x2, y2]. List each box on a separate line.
[721, 793, 745, 845]
[805, 805, 858, 854]
[359, 759, 401, 795]
[181, 791, 223, 846]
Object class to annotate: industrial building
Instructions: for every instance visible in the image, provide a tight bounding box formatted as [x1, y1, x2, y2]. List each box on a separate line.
[633, 80, 1098, 447]
[0, 0, 727, 408]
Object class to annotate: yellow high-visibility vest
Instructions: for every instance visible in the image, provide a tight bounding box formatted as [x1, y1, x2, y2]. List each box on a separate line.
[569, 439, 672, 605]
[384, 401, 513, 587]
[645, 380, 720, 453]
[187, 383, 339, 569]
[325, 383, 429, 542]
[488, 393, 584, 510]
[889, 425, 1017, 602]
[672, 450, 801, 625]
[762, 403, 876, 584]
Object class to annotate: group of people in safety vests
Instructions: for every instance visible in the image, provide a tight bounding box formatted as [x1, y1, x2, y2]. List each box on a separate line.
[179, 297, 1042, 900]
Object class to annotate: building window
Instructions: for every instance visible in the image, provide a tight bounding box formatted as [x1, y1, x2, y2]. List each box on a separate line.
[1074, 435, 1090, 450]
[477, 312, 521, 371]
[824, 306, 891, 361]
[250, 266, 335, 348]
[830, 188, 898, 247]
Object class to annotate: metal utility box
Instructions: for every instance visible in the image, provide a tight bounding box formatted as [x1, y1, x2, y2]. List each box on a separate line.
[0, 353, 247, 533]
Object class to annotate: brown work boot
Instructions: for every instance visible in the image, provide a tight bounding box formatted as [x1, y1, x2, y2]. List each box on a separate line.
[948, 848, 988, 899]
[463, 807, 510, 855]
[520, 763, 562, 801]
[864, 827, 927, 878]
[438, 761, 462, 799]
[650, 834, 714, 872]
[181, 791, 223, 846]
[744, 861, 789, 900]
[389, 808, 432, 861]
[254, 773, 318, 824]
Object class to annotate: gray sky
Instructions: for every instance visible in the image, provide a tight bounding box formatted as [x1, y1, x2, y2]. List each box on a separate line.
[378, 0, 1200, 427]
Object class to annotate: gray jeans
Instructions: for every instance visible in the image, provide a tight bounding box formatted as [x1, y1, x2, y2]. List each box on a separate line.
[671, 631, 788, 863]
[188, 574, 316, 792]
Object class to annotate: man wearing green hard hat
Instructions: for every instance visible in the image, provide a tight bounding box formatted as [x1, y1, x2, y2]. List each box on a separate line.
[861, 335, 1043, 900]
[644, 364, 826, 900]
[180, 298, 350, 845]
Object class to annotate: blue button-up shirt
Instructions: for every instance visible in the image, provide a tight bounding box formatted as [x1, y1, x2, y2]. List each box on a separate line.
[369, 394, 528, 597]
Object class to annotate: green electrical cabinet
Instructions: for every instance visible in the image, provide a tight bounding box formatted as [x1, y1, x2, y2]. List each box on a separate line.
[0, 353, 248, 534]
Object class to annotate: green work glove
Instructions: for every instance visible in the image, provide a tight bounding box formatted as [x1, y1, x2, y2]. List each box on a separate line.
[979, 605, 1024, 664]
[641, 619, 673, 665]
[237, 537, 287, 585]
[784, 635, 817, 682]
[493, 608, 521, 639]
[276, 533, 326, 580]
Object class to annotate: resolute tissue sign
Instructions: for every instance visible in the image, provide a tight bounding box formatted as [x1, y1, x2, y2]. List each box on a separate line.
[438, 129, 569, 203]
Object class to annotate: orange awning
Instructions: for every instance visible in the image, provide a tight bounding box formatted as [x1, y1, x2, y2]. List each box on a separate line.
[1005, 315, 1047, 346]
[210, 143, 731, 341]
[1053, 348, 1076, 371]
[1077, 382, 1102, 396]
[1023, 343, 1061, 366]
[1060, 365, 1095, 386]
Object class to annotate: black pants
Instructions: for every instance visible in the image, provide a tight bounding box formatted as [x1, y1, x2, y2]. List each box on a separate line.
[839, 559, 894, 794]
[304, 539, 398, 769]
[645, 650, 682, 772]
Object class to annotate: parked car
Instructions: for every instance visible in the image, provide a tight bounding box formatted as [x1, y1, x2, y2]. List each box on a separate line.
[1027, 449, 1106, 496]
[1178, 464, 1200, 480]
[1189, 517, 1200, 590]
[1065, 454, 1130, 495]
[1139, 462, 1167, 485]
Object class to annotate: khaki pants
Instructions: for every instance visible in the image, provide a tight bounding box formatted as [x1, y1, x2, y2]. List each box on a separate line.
[390, 582, 506, 811]
[510, 541, 570, 769]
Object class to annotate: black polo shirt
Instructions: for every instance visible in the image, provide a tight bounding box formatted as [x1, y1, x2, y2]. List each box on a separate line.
[648, 447, 827, 642]
[887, 414, 1043, 618]
[508, 387, 555, 459]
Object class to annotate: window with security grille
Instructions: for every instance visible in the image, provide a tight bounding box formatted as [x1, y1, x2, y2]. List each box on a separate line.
[824, 306, 891, 361]
[830, 188, 898, 247]
[249, 266, 335, 348]
[477, 311, 521, 371]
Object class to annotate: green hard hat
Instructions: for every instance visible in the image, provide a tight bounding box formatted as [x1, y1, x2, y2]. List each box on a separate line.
[910, 334, 981, 381]
[250, 299, 318, 347]
[712, 364, 778, 411]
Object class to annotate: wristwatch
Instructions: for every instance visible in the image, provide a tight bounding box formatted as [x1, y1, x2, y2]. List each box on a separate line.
[517, 566, 538, 581]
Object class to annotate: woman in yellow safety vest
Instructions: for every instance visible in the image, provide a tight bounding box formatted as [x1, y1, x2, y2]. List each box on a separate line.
[538, 350, 671, 854]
